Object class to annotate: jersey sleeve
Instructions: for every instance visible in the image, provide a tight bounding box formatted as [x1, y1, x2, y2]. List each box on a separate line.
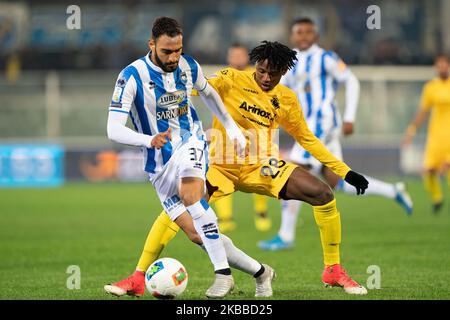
[207, 67, 235, 97]
[109, 66, 137, 114]
[279, 94, 351, 178]
[420, 82, 433, 111]
[324, 51, 351, 83]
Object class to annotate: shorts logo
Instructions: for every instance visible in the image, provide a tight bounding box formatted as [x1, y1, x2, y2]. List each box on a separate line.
[163, 195, 181, 210]
[157, 90, 186, 107]
[202, 223, 219, 239]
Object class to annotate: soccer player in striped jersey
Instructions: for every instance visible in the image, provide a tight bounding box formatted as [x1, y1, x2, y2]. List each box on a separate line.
[104, 17, 272, 299]
[107, 40, 372, 296]
[403, 54, 450, 213]
[259, 17, 413, 251]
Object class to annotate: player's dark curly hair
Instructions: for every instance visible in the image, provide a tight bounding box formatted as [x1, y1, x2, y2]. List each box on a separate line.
[249, 41, 297, 72]
[152, 17, 182, 39]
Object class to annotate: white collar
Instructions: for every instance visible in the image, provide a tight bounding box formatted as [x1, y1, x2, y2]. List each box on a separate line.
[295, 44, 320, 55]
[145, 51, 165, 73]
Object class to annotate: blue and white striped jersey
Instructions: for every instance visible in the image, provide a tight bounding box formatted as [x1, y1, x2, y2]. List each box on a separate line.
[281, 44, 353, 141]
[109, 52, 207, 174]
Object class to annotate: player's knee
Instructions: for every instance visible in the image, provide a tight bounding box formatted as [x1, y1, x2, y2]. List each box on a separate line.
[180, 191, 202, 207]
[317, 183, 334, 205]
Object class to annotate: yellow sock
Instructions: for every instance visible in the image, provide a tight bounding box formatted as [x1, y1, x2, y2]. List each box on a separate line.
[313, 198, 341, 266]
[214, 195, 233, 221]
[136, 211, 180, 272]
[424, 173, 443, 204]
[253, 194, 268, 214]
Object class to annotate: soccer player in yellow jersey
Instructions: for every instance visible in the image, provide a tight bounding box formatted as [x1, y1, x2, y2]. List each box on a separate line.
[403, 54, 450, 213]
[214, 43, 272, 233]
[106, 41, 370, 296]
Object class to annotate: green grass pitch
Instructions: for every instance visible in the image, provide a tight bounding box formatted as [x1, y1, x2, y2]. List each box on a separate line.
[1, 179, 449, 300]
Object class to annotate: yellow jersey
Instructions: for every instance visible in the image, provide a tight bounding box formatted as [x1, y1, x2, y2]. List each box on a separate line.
[420, 78, 450, 139]
[207, 67, 351, 179]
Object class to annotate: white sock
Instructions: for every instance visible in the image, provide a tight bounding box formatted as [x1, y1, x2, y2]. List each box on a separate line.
[337, 176, 396, 199]
[221, 234, 261, 276]
[278, 200, 302, 242]
[186, 199, 229, 271]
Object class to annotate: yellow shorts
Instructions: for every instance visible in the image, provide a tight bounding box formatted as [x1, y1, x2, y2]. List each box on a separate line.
[424, 140, 450, 170]
[206, 157, 298, 203]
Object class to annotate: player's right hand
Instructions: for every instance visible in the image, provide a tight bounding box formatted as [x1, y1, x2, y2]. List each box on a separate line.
[344, 170, 369, 195]
[228, 129, 247, 158]
[151, 128, 172, 149]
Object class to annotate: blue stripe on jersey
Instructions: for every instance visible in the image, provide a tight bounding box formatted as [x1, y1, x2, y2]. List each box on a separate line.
[123, 65, 156, 172]
[331, 79, 338, 128]
[190, 106, 199, 122]
[109, 109, 129, 115]
[304, 54, 313, 118]
[331, 103, 338, 128]
[303, 150, 311, 159]
[183, 55, 198, 84]
[129, 111, 139, 131]
[142, 58, 173, 165]
[174, 67, 191, 136]
[314, 52, 328, 139]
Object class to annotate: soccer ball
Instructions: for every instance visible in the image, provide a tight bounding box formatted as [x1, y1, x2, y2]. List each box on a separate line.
[145, 257, 188, 299]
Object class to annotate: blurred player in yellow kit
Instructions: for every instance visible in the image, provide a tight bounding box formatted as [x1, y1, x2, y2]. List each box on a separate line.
[214, 43, 271, 233]
[106, 41, 371, 296]
[403, 55, 450, 213]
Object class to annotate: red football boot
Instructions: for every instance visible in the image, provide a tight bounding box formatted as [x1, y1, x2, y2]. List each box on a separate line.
[104, 270, 145, 297]
[322, 264, 367, 295]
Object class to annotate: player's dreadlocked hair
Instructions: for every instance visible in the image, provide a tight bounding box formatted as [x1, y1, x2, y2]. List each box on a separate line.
[152, 17, 183, 39]
[249, 41, 297, 72]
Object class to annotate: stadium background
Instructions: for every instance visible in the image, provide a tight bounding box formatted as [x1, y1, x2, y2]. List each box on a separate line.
[1, 0, 450, 300]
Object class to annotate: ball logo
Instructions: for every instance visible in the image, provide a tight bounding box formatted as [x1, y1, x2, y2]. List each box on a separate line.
[146, 261, 164, 280]
[172, 267, 188, 286]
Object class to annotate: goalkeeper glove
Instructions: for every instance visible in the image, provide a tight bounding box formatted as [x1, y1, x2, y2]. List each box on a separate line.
[344, 170, 369, 195]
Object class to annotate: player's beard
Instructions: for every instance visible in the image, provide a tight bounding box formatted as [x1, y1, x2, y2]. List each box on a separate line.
[154, 50, 178, 73]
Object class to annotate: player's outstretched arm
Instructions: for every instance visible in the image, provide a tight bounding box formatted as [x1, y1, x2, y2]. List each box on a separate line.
[197, 81, 246, 155]
[107, 111, 155, 148]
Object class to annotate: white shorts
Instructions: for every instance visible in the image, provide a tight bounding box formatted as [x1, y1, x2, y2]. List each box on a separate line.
[149, 136, 208, 221]
[288, 129, 343, 176]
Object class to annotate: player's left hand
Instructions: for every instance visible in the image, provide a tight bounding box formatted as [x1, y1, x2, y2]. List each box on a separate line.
[344, 170, 369, 195]
[342, 122, 354, 136]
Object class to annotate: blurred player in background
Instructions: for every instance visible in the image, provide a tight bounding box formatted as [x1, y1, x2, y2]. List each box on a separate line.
[403, 54, 450, 213]
[259, 17, 413, 251]
[109, 41, 372, 296]
[214, 43, 272, 233]
[104, 17, 274, 299]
